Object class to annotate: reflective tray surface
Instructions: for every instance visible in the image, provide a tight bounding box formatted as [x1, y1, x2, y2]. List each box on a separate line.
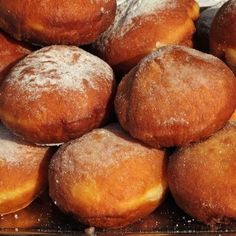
[0, 193, 235, 235]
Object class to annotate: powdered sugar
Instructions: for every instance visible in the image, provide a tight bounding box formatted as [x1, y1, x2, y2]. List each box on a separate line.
[141, 45, 218, 68]
[130, 45, 234, 130]
[162, 117, 189, 126]
[53, 124, 161, 177]
[197, 0, 228, 7]
[0, 124, 49, 165]
[175, 45, 219, 62]
[96, 0, 177, 52]
[6, 45, 114, 100]
[138, 45, 220, 90]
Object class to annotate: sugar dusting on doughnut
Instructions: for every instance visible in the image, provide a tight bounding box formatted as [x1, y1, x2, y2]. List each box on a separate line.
[49, 123, 167, 228]
[97, 0, 178, 52]
[222, 0, 236, 15]
[54, 124, 159, 178]
[0, 125, 48, 165]
[115, 45, 236, 148]
[5, 46, 114, 100]
[138, 46, 225, 92]
[168, 123, 236, 225]
[0, 123, 52, 215]
[141, 45, 218, 63]
[0, 45, 116, 145]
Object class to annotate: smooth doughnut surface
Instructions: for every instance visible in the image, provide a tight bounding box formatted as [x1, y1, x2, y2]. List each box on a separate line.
[0, 0, 116, 46]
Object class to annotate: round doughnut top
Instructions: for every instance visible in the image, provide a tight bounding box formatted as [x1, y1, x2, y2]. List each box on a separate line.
[170, 123, 236, 170]
[52, 124, 162, 178]
[115, 45, 236, 147]
[221, 0, 236, 14]
[97, 0, 180, 51]
[211, 0, 236, 47]
[0, 124, 48, 165]
[95, 0, 198, 73]
[219, 0, 236, 19]
[168, 123, 236, 223]
[0, 45, 115, 145]
[5, 45, 114, 100]
[138, 45, 226, 93]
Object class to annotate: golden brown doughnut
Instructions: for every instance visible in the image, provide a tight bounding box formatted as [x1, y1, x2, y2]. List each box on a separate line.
[94, 0, 199, 73]
[115, 45, 236, 148]
[49, 124, 168, 228]
[0, 0, 116, 46]
[210, 0, 236, 75]
[0, 45, 116, 145]
[0, 30, 31, 83]
[196, 2, 227, 52]
[168, 123, 236, 225]
[0, 124, 52, 215]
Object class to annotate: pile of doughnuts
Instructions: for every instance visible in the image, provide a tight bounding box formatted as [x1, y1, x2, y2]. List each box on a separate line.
[0, 0, 236, 232]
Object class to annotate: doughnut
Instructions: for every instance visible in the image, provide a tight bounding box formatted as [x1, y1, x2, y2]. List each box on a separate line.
[115, 45, 236, 148]
[210, 0, 236, 75]
[0, 45, 116, 145]
[49, 124, 168, 228]
[0, 0, 116, 46]
[0, 30, 32, 82]
[168, 123, 236, 225]
[0, 124, 52, 215]
[196, 1, 227, 52]
[94, 0, 199, 73]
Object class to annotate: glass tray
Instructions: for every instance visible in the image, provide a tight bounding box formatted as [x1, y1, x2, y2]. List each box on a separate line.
[0, 192, 235, 235]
